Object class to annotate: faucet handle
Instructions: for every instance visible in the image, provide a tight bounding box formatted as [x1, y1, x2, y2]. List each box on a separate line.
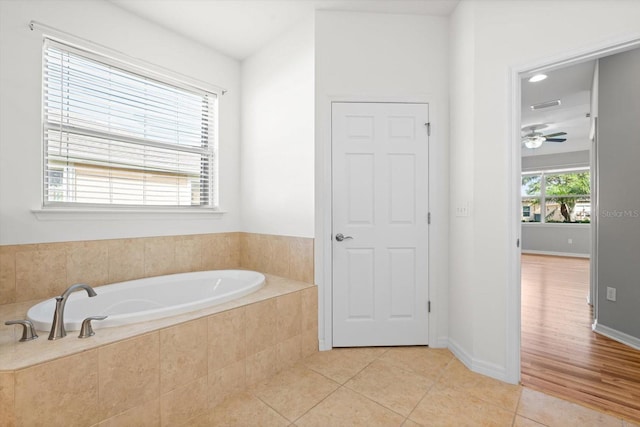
[78, 315, 108, 339]
[5, 320, 38, 342]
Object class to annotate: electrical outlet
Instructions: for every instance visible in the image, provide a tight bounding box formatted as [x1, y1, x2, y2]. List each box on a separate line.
[606, 287, 617, 302]
[568, 238, 573, 244]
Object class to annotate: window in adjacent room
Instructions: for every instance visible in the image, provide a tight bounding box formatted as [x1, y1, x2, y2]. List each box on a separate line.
[42, 38, 218, 209]
[521, 168, 590, 223]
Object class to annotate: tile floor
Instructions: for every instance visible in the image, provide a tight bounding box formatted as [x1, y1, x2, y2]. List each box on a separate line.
[188, 347, 639, 426]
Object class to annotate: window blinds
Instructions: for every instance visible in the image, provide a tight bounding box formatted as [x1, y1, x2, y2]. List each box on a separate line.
[43, 39, 217, 208]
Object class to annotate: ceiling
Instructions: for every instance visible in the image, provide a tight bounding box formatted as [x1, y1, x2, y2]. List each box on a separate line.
[110, 0, 460, 60]
[521, 60, 596, 157]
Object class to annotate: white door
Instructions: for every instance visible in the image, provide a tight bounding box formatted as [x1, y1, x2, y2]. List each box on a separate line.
[332, 102, 430, 347]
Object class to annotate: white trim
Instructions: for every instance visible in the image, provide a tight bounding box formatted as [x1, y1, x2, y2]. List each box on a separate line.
[522, 250, 590, 259]
[316, 94, 438, 352]
[592, 321, 640, 351]
[30, 20, 226, 96]
[508, 33, 640, 384]
[448, 338, 510, 383]
[32, 208, 226, 221]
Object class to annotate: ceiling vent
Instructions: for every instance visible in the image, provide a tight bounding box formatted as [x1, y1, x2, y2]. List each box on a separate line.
[530, 99, 561, 110]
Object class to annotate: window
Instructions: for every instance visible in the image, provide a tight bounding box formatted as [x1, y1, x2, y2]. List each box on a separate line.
[521, 169, 590, 223]
[43, 39, 217, 209]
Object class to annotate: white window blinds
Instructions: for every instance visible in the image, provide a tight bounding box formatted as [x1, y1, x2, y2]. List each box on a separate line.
[43, 39, 217, 208]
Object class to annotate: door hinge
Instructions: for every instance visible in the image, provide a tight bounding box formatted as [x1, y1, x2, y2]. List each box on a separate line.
[516, 238, 520, 248]
[428, 301, 431, 313]
[428, 212, 431, 224]
[425, 122, 431, 136]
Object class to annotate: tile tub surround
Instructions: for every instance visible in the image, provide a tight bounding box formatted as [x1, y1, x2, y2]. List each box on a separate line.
[0, 277, 319, 427]
[0, 232, 314, 305]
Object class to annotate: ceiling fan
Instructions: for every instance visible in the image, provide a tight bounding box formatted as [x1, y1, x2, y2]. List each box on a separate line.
[521, 124, 567, 149]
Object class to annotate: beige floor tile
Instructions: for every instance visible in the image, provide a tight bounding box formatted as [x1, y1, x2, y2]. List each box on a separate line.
[379, 346, 453, 381]
[345, 359, 433, 416]
[409, 383, 515, 427]
[438, 359, 522, 412]
[514, 415, 548, 427]
[302, 347, 388, 384]
[624, 421, 640, 427]
[517, 388, 623, 427]
[208, 392, 290, 426]
[402, 419, 423, 427]
[252, 365, 340, 421]
[295, 386, 405, 427]
[98, 399, 160, 427]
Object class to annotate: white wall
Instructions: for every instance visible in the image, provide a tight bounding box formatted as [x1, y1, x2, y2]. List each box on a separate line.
[447, 1, 476, 365]
[0, 0, 241, 245]
[315, 11, 450, 349]
[240, 19, 315, 238]
[449, 0, 640, 382]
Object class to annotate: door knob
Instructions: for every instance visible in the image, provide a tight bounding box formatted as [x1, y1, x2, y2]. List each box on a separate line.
[335, 233, 353, 242]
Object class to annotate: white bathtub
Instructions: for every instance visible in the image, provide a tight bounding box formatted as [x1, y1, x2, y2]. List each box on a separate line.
[27, 270, 265, 332]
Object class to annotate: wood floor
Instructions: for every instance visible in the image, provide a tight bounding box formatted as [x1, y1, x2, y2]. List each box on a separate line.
[521, 254, 640, 423]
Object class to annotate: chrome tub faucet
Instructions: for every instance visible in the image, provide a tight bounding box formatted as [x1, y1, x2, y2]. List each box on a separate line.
[48, 284, 97, 340]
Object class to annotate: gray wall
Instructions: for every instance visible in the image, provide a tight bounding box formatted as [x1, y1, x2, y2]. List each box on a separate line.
[522, 225, 590, 255]
[521, 150, 591, 256]
[597, 48, 640, 340]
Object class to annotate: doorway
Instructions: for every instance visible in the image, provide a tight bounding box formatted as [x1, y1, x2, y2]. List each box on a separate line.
[511, 39, 640, 421]
[331, 102, 430, 347]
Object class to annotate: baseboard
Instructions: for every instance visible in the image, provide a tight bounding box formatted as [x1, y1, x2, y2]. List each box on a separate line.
[319, 338, 331, 351]
[447, 338, 510, 383]
[593, 320, 640, 351]
[430, 336, 449, 349]
[522, 249, 590, 259]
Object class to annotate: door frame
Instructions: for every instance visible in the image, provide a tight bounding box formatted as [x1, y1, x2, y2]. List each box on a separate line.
[506, 34, 640, 382]
[316, 94, 446, 351]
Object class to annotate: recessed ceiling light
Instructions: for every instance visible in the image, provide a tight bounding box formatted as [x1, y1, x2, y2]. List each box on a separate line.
[528, 74, 548, 83]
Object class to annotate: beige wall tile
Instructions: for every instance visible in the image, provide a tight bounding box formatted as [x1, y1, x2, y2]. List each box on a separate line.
[301, 328, 319, 358]
[202, 233, 240, 270]
[208, 360, 246, 408]
[289, 237, 314, 283]
[99, 333, 160, 419]
[277, 334, 302, 372]
[301, 286, 318, 331]
[15, 350, 99, 427]
[0, 249, 16, 305]
[266, 236, 290, 277]
[208, 308, 246, 373]
[66, 240, 109, 286]
[98, 399, 160, 427]
[144, 237, 177, 277]
[175, 235, 203, 273]
[246, 346, 277, 386]
[276, 292, 302, 342]
[15, 246, 67, 302]
[108, 238, 145, 283]
[0, 372, 15, 427]
[160, 318, 207, 394]
[160, 376, 208, 427]
[245, 299, 277, 356]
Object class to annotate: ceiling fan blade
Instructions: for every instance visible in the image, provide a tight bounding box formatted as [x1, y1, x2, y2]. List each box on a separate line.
[543, 132, 567, 138]
[544, 138, 567, 143]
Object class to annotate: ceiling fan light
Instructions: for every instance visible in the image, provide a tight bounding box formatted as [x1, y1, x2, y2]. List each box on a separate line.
[524, 136, 545, 149]
[528, 74, 548, 83]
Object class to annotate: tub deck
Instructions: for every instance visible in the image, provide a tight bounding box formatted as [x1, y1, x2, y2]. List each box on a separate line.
[0, 273, 313, 371]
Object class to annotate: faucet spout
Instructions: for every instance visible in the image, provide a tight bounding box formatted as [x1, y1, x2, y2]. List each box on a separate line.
[48, 284, 97, 340]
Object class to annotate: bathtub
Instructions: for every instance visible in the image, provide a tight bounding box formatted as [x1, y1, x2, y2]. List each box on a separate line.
[27, 270, 265, 332]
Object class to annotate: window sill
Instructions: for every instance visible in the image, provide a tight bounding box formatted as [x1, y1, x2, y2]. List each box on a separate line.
[31, 208, 226, 221]
[521, 222, 590, 229]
